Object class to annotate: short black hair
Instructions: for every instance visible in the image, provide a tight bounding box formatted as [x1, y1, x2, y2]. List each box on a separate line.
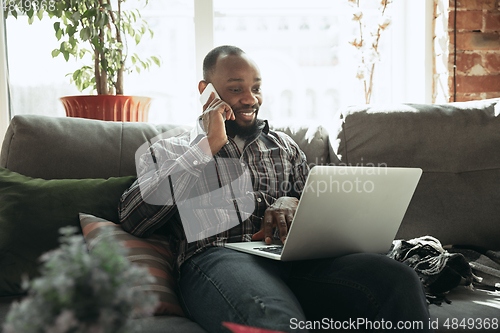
[203, 45, 245, 81]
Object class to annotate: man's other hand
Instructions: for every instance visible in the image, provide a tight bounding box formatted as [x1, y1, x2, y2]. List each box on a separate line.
[252, 196, 299, 244]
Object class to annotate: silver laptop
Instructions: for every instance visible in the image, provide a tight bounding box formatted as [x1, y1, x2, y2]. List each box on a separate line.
[224, 166, 422, 261]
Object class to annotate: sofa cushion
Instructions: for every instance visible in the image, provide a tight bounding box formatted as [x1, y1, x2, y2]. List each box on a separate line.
[0, 167, 136, 296]
[333, 98, 500, 249]
[80, 213, 184, 317]
[0, 115, 186, 179]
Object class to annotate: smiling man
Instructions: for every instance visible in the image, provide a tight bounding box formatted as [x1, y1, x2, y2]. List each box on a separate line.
[119, 45, 432, 333]
[200, 48, 262, 141]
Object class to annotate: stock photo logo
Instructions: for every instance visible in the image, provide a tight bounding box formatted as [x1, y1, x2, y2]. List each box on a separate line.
[303, 164, 389, 196]
[134, 128, 254, 243]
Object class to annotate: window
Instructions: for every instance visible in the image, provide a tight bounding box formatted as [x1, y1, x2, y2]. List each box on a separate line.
[209, 0, 432, 123]
[0, 0, 432, 132]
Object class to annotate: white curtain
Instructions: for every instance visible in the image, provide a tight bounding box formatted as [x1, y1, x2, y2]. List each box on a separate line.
[0, 12, 10, 144]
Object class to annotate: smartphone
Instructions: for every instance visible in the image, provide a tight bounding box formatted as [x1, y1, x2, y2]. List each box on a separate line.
[199, 83, 227, 119]
[199, 83, 220, 105]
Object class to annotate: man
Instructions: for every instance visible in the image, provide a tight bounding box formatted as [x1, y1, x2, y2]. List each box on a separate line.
[119, 45, 432, 332]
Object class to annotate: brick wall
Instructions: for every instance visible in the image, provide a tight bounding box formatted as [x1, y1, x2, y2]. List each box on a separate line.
[448, 0, 500, 102]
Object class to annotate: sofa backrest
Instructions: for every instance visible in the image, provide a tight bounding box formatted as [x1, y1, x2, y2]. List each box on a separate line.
[0, 115, 334, 180]
[332, 98, 500, 249]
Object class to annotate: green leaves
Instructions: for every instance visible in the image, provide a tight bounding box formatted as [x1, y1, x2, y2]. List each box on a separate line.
[151, 56, 161, 67]
[66, 24, 77, 37]
[82, 8, 97, 19]
[54, 22, 64, 40]
[6, 0, 161, 95]
[70, 11, 81, 23]
[80, 26, 91, 40]
[68, 65, 94, 92]
[79, 49, 90, 59]
[72, 69, 81, 81]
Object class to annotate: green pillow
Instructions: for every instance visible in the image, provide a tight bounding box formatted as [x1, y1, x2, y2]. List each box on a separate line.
[0, 167, 136, 296]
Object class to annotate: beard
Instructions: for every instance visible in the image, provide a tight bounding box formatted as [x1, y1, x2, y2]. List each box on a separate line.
[225, 114, 259, 140]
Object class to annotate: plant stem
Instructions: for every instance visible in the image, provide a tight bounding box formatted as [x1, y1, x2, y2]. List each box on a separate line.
[98, 0, 108, 95]
[110, 0, 124, 95]
[362, 0, 389, 104]
[95, 48, 101, 95]
[367, 62, 375, 104]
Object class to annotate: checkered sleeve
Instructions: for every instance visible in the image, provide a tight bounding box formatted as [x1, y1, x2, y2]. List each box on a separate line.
[119, 135, 213, 237]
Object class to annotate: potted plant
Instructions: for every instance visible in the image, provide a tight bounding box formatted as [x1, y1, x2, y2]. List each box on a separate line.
[3, 226, 158, 333]
[3, 0, 160, 121]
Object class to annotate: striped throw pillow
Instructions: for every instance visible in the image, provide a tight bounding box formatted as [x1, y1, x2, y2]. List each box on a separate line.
[79, 213, 184, 316]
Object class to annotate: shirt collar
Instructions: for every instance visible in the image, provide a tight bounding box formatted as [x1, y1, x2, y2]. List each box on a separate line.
[259, 119, 270, 134]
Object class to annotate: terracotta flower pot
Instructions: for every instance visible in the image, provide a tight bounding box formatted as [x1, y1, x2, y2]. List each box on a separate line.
[60, 95, 152, 122]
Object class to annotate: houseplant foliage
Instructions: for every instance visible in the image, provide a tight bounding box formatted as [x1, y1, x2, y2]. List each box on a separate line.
[2, 226, 158, 333]
[3, 0, 160, 95]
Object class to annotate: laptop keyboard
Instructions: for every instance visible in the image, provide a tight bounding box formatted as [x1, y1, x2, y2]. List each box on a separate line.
[254, 246, 283, 255]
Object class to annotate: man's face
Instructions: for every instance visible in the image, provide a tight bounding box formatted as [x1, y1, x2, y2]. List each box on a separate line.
[210, 54, 263, 136]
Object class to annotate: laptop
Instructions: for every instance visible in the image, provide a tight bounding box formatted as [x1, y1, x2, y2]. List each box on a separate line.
[224, 166, 422, 261]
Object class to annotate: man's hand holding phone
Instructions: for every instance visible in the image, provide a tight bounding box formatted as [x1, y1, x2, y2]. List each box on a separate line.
[199, 83, 235, 156]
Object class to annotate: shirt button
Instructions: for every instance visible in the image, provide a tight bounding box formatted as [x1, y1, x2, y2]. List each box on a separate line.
[193, 160, 199, 165]
[257, 198, 262, 203]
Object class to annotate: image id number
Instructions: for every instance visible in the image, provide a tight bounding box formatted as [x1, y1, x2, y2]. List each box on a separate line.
[444, 318, 499, 330]
[2, 1, 56, 12]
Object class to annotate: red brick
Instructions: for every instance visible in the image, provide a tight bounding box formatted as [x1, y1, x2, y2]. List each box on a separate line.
[448, 76, 456, 98]
[453, 0, 497, 10]
[485, 13, 500, 31]
[452, 92, 500, 101]
[448, 49, 455, 69]
[484, 92, 500, 98]
[455, 94, 484, 101]
[484, 53, 500, 73]
[456, 32, 500, 50]
[448, 57, 456, 73]
[450, 10, 484, 30]
[456, 52, 483, 73]
[448, 36, 455, 52]
[456, 74, 500, 93]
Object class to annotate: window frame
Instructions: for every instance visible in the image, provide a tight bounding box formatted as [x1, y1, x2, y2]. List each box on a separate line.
[0, 11, 10, 143]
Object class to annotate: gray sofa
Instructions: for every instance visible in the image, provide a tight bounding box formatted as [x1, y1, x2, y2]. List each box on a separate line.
[1, 98, 499, 332]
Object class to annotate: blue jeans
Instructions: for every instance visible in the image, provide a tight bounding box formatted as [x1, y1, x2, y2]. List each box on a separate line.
[178, 247, 432, 333]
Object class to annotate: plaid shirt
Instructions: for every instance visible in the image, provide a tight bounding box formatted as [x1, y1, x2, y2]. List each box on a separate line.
[119, 118, 309, 269]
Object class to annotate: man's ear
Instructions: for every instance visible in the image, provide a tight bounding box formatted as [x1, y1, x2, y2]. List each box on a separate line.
[198, 81, 208, 94]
